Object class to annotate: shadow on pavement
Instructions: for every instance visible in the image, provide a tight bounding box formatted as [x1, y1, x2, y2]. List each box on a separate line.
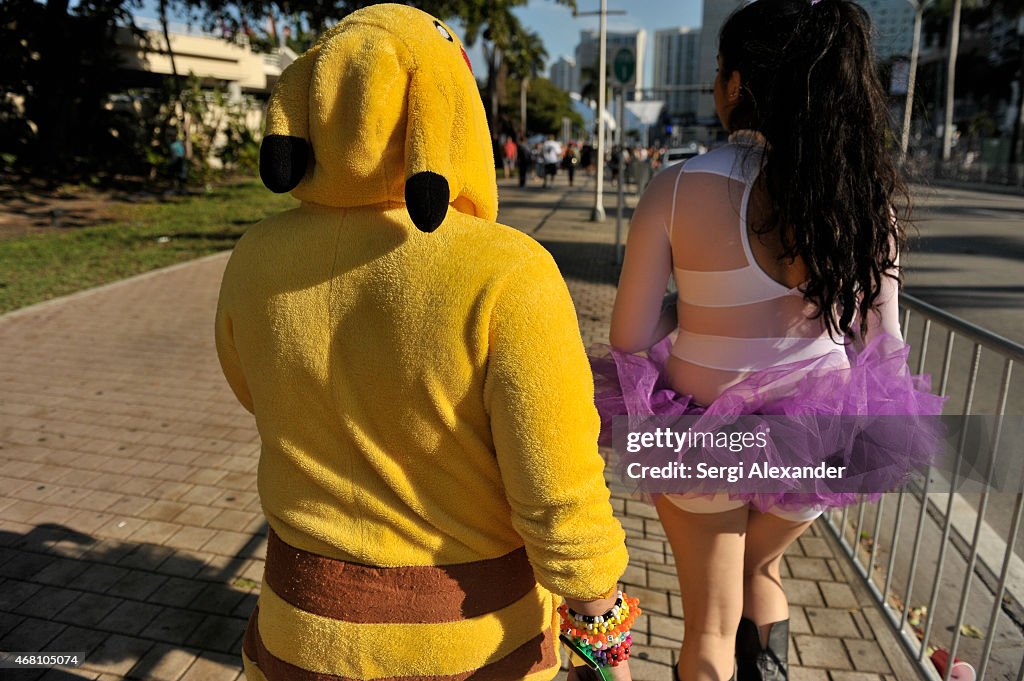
[913, 234, 1024, 261]
[904, 285, 1024, 310]
[0, 521, 266, 680]
[538, 240, 622, 287]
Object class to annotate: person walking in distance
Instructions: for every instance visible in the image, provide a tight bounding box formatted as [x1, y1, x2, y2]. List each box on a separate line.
[563, 141, 580, 187]
[542, 134, 563, 189]
[503, 135, 517, 179]
[517, 135, 533, 188]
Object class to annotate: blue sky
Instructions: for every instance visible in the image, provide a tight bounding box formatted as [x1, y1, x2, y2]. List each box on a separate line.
[513, 0, 702, 66]
[136, 0, 706, 86]
[463, 0, 705, 85]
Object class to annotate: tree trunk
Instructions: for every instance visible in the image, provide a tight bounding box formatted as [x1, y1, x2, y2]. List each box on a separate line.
[494, 56, 507, 133]
[520, 76, 529, 136]
[484, 43, 501, 131]
[34, 0, 72, 176]
[941, 0, 962, 161]
[159, 0, 178, 78]
[1009, 42, 1024, 166]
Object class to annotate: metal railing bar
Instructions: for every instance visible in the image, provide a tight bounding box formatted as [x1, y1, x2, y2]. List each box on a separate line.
[840, 505, 850, 547]
[939, 330, 956, 398]
[980, 490, 1024, 681]
[973, 358, 1016, 680]
[901, 292, 1024, 363]
[944, 448, 1000, 678]
[867, 495, 885, 585]
[826, 498, 955, 681]
[854, 501, 867, 567]
[901, 469, 934, 634]
[919, 342, 982, 661]
[883, 490, 906, 603]
[829, 297, 1024, 681]
[944, 361, 1013, 674]
[916, 318, 932, 376]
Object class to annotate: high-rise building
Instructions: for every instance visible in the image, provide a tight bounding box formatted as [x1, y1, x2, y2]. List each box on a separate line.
[653, 27, 701, 120]
[575, 29, 647, 100]
[695, 0, 745, 121]
[860, 0, 917, 61]
[549, 55, 579, 95]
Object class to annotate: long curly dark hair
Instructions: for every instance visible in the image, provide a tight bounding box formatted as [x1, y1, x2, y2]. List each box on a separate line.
[719, 0, 909, 338]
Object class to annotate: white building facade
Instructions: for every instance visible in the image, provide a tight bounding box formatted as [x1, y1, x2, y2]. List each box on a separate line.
[549, 55, 579, 95]
[695, 0, 745, 122]
[653, 26, 701, 121]
[859, 0, 917, 61]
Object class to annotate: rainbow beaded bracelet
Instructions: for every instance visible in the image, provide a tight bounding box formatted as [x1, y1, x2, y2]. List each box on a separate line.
[558, 592, 642, 667]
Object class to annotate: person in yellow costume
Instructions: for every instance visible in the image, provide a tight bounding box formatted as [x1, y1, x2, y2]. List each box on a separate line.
[215, 5, 632, 680]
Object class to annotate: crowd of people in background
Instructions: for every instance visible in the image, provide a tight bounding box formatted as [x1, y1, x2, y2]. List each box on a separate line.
[500, 134, 694, 192]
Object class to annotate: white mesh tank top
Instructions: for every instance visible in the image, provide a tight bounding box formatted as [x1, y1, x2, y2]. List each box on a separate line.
[666, 131, 848, 375]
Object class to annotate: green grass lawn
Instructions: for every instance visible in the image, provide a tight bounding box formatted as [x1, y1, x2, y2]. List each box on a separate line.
[0, 179, 296, 313]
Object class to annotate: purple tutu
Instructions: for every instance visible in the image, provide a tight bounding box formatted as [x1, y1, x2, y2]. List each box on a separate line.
[590, 333, 947, 511]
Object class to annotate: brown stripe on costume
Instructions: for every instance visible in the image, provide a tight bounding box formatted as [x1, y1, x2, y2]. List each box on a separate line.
[243, 606, 558, 681]
[264, 529, 537, 623]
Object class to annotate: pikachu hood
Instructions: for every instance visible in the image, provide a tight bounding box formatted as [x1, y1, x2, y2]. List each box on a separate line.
[259, 3, 497, 231]
[218, 5, 627, 680]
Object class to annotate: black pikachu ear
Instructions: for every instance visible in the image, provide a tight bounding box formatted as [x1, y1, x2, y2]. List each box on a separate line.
[405, 171, 450, 233]
[259, 135, 311, 193]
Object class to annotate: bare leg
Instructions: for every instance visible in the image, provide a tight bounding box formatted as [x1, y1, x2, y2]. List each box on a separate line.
[742, 510, 814, 643]
[656, 495, 747, 681]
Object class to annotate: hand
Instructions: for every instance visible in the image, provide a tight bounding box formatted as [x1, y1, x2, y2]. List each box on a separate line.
[561, 594, 634, 681]
[605, 660, 632, 681]
[566, 660, 631, 681]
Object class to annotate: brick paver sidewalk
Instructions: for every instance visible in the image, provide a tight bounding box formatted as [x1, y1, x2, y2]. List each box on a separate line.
[0, 176, 919, 680]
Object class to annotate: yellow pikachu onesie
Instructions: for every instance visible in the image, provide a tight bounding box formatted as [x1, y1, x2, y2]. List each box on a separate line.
[215, 5, 628, 680]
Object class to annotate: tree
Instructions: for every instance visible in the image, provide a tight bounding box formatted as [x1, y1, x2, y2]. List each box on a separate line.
[579, 63, 605, 104]
[160, 0, 574, 130]
[921, 0, 1023, 162]
[421, 0, 574, 131]
[504, 25, 547, 136]
[990, 0, 1024, 165]
[0, 0, 142, 178]
[505, 77, 583, 136]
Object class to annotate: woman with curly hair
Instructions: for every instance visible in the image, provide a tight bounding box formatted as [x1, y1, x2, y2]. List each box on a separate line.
[594, 1, 944, 679]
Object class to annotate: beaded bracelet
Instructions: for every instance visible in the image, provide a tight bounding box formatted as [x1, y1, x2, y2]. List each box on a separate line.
[558, 592, 641, 667]
[566, 594, 625, 623]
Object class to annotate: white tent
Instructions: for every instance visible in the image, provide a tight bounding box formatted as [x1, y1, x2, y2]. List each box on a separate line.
[624, 100, 665, 127]
[570, 93, 616, 134]
[570, 93, 665, 143]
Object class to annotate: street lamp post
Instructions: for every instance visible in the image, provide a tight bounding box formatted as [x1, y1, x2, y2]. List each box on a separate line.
[574, 2, 625, 222]
[593, 0, 608, 221]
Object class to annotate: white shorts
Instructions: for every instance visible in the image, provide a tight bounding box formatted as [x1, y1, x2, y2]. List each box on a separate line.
[664, 492, 824, 523]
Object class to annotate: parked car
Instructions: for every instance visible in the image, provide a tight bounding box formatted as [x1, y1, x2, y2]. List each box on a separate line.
[662, 143, 706, 167]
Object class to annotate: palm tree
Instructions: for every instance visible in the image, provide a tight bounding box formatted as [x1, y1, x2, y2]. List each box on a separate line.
[505, 26, 547, 135]
[991, 0, 1024, 165]
[449, 0, 574, 131]
[923, 0, 1024, 165]
[579, 63, 608, 105]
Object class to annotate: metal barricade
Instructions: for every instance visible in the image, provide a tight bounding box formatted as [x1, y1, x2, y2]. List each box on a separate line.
[824, 292, 1024, 680]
